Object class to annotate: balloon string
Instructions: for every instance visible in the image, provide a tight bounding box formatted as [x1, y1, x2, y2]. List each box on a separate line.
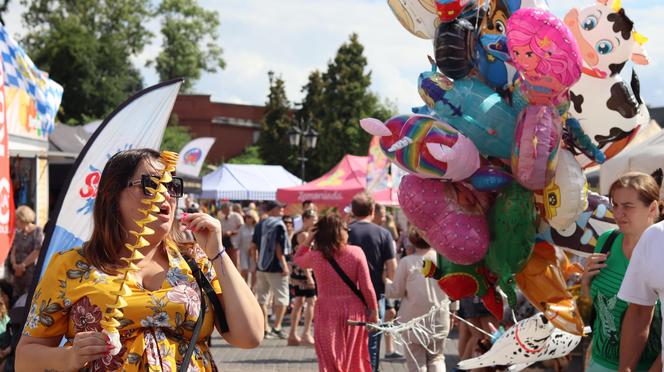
[474, 0, 484, 32]
[511, 309, 517, 325]
[451, 312, 494, 338]
[349, 303, 493, 339]
[348, 303, 494, 370]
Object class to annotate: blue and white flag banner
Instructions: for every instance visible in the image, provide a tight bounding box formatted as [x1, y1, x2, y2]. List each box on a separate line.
[0, 24, 62, 137]
[176, 137, 216, 177]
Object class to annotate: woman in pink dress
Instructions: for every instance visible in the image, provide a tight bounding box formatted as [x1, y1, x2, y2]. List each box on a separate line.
[294, 215, 378, 372]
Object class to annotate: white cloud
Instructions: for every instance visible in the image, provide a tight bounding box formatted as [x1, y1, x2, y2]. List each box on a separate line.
[194, 0, 664, 111]
[193, 0, 436, 111]
[2, 0, 662, 110]
[221, 95, 250, 105]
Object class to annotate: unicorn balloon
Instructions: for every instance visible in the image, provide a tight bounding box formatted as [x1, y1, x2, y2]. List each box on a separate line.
[360, 115, 480, 181]
[360, 115, 514, 191]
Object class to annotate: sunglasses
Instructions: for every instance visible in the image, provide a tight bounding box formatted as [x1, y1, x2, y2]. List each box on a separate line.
[127, 174, 184, 198]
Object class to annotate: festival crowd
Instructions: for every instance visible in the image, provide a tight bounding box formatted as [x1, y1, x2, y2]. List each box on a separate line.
[1, 149, 663, 372]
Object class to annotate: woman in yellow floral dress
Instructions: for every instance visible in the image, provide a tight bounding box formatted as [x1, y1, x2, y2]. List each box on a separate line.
[16, 149, 263, 371]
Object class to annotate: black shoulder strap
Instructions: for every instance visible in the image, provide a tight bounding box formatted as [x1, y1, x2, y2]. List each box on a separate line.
[184, 256, 229, 333]
[179, 266, 206, 372]
[600, 230, 620, 255]
[327, 257, 368, 308]
[589, 230, 620, 329]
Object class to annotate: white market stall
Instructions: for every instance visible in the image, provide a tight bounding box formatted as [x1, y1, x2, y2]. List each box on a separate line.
[599, 120, 664, 195]
[200, 163, 301, 200]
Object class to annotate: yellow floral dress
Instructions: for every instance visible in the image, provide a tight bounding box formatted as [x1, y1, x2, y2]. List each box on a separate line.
[24, 244, 222, 372]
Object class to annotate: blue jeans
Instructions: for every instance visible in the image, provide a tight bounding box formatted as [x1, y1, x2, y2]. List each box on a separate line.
[369, 295, 385, 372]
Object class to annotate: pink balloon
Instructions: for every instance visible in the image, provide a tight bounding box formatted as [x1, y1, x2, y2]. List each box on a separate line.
[507, 8, 582, 106]
[398, 175, 489, 264]
[511, 105, 562, 190]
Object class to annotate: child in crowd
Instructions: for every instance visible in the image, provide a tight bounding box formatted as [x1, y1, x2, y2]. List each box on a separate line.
[385, 228, 457, 371]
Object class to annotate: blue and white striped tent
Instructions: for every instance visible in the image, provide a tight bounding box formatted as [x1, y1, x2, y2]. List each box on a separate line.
[200, 164, 301, 200]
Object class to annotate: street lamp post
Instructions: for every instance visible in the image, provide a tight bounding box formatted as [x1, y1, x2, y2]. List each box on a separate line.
[288, 115, 318, 183]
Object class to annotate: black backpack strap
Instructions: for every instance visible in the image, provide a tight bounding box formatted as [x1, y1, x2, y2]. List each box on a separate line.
[178, 275, 206, 372]
[599, 230, 620, 255]
[589, 230, 620, 328]
[184, 256, 229, 333]
[327, 257, 368, 308]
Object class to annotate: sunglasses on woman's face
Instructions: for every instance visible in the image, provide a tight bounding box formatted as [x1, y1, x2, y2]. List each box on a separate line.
[126, 174, 184, 198]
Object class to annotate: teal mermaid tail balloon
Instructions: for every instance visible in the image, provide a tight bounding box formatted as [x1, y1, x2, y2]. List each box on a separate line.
[417, 63, 517, 159]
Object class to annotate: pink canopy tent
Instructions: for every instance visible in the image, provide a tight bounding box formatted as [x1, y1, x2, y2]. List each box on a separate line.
[276, 155, 398, 208]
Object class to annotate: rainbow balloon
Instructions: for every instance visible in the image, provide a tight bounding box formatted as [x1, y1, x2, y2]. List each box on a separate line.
[361, 114, 480, 181]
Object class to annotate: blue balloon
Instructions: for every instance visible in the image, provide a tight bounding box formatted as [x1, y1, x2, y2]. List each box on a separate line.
[418, 64, 517, 159]
[563, 118, 606, 164]
[469, 166, 513, 192]
[476, 34, 512, 92]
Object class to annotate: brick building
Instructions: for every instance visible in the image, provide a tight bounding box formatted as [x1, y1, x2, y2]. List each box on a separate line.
[172, 95, 264, 164]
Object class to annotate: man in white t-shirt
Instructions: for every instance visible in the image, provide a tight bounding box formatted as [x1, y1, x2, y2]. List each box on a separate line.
[617, 220, 664, 371]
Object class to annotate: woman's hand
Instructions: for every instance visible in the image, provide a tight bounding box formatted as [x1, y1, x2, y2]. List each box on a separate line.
[181, 213, 223, 257]
[581, 253, 608, 295]
[13, 263, 25, 277]
[368, 309, 379, 331]
[67, 331, 112, 370]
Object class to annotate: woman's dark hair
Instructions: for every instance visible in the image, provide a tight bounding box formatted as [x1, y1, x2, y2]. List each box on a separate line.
[313, 215, 346, 260]
[408, 228, 430, 249]
[609, 171, 663, 222]
[84, 148, 189, 274]
[0, 279, 13, 307]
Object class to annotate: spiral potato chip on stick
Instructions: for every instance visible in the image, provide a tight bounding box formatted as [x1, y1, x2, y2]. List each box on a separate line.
[100, 150, 179, 355]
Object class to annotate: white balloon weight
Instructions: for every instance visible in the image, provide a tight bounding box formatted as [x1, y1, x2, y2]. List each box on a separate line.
[541, 150, 588, 233]
[457, 313, 584, 371]
[387, 0, 440, 39]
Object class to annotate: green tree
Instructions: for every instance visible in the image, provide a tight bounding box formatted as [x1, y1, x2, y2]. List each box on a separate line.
[152, 0, 225, 92]
[227, 146, 264, 165]
[313, 33, 392, 176]
[20, 0, 152, 123]
[257, 71, 297, 172]
[298, 70, 326, 178]
[160, 114, 192, 152]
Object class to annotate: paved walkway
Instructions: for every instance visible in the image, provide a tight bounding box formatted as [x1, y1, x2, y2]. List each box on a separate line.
[210, 324, 585, 371]
[210, 324, 460, 372]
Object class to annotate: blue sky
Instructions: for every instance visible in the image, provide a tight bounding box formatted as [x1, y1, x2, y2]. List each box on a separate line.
[4, 0, 663, 113]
